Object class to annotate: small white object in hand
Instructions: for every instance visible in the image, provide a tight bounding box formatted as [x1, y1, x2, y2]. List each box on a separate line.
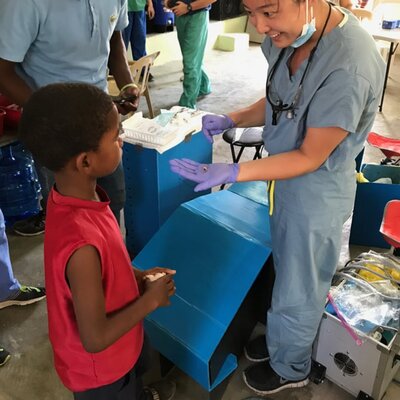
[145, 272, 166, 282]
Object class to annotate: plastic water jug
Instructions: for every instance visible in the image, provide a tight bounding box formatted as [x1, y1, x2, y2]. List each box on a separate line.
[0, 142, 41, 221]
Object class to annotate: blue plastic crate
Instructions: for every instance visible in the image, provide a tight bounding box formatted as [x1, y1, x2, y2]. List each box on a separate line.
[350, 164, 400, 248]
[123, 132, 212, 254]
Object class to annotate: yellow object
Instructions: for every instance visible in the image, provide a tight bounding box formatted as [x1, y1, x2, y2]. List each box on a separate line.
[119, 82, 139, 93]
[358, 262, 400, 282]
[356, 172, 369, 183]
[389, 268, 400, 281]
[215, 33, 249, 52]
[359, 263, 385, 282]
[267, 180, 275, 216]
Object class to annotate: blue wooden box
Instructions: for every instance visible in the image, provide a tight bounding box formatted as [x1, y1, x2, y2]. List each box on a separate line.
[132, 182, 273, 396]
[123, 132, 212, 254]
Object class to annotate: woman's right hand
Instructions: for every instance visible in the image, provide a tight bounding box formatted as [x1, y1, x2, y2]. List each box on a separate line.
[202, 114, 235, 143]
[144, 274, 176, 308]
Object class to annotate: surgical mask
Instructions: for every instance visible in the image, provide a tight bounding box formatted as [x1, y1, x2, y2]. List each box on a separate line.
[291, 2, 316, 48]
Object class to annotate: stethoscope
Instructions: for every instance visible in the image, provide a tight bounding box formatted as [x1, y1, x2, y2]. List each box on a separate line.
[265, 3, 332, 126]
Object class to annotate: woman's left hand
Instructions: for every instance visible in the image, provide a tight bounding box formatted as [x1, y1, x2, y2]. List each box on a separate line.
[170, 158, 240, 191]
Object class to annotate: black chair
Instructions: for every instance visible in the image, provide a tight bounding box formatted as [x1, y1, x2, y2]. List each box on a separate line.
[221, 127, 264, 189]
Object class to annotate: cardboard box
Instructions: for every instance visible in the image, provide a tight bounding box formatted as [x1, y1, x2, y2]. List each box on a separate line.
[350, 164, 400, 248]
[313, 311, 400, 400]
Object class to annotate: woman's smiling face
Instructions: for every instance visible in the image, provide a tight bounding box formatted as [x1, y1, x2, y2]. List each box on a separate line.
[243, 0, 308, 48]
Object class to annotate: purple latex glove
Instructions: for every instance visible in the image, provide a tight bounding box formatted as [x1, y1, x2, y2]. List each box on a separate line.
[202, 114, 235, 143]
[170, 158, 239, 192]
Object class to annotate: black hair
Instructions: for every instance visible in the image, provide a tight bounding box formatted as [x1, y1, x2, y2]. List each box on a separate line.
[19, 82, 115, 172]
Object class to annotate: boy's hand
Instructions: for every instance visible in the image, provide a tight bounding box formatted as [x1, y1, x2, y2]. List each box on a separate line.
[143, 267, 176, 277]
[144, 274, 176, 307]
[134, 267, 176, 295]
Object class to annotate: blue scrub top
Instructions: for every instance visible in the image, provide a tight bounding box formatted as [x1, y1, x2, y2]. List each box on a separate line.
[261, 8, 385, 214]
[0, 0, 128, 92]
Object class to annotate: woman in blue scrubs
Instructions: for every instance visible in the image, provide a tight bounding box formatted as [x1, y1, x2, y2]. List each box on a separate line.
[170, 0, 385, 395]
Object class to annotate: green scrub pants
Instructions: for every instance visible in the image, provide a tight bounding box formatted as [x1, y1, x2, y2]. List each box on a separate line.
[176, 11, 211, 109]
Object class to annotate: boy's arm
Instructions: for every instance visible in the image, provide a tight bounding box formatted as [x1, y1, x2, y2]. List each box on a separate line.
[66, 245, 175, 353]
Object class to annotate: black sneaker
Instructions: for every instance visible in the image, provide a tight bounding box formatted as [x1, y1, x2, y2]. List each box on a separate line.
[244, 335, 270, 362]
[0, 286, 46, 309]
[13, 210, 45, 236]
[0, 347, 11, 367]
[144, 380, 176, 400]
[243, 361, 309, 395]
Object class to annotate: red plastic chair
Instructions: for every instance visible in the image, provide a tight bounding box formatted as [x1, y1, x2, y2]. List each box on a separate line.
[367, 132, 400, 165]
[380, 200, 400, 250]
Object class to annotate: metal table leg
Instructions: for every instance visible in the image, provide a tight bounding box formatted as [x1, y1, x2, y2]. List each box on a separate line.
[379, 41, 398, 112]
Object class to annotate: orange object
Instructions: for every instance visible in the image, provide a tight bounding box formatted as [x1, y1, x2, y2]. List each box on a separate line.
[367, 132, 400, 159]
[380, 200, 400, 248]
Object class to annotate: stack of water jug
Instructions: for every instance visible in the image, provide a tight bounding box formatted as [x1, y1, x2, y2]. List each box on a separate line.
[0, 142, 41, 224]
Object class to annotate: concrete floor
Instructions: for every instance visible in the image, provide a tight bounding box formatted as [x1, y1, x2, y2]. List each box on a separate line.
[1, 44, 400, 400]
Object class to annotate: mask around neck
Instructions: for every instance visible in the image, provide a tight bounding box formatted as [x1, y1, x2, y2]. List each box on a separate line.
[291, 18, 316, 48]
[291, 2, 316, 48]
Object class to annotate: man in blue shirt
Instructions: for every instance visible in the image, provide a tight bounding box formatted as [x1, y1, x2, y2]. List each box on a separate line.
[0, 0, 138, 234]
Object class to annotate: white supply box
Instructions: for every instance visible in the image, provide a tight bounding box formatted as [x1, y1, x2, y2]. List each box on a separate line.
[313, 312, 400, 400]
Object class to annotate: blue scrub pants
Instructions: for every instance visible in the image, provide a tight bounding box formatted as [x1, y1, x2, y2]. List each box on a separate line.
[36, 163, 125, 224]
[176, 11, 211, 109]
[0, 209, 21, 301]
[123, 11, 147, 61]
[266, 179, 354, 381]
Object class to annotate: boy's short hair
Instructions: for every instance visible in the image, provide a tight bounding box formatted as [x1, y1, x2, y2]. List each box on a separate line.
[19, 82, 115, 172]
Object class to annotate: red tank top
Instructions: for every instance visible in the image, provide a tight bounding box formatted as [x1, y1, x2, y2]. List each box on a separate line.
[45, 186, 143, 391]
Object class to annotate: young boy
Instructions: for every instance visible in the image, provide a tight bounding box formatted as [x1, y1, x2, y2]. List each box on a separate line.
[19, 82, 176, 400]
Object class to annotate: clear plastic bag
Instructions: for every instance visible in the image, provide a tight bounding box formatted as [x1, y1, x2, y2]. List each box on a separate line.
[330, 276, 399, 336]
[340, 250, 400, 285]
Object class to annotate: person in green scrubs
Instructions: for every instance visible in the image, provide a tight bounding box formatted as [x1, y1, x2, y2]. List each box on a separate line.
[168, 1, 216, 109]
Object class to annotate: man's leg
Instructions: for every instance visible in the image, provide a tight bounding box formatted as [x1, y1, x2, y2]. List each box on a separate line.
[0, 209, 20, 301]
[0, 208, 45, 309]
[131, 10, 147, 61]
[123, 12, 135, 50]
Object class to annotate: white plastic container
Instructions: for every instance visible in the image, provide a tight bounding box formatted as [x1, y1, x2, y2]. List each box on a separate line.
[313, 312, 399, 400]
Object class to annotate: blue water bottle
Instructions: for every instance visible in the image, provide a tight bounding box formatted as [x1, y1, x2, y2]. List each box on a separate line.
[0, 142, 41, 224]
